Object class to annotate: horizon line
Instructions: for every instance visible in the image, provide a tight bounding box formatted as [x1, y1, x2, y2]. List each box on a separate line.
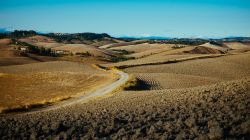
[1, 28, 250, 39]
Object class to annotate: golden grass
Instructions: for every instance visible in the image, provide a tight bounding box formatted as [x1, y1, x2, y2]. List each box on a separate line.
[125, 53, 250, 81]
[0, 62, 116, 113]
[120, 75, 138, 90]
[1, 45, 249, 138]
[107, 54, 225, 69]
[20, 36, 114, 57]
[0, 41, 43, 66]
[0, 38, 12, 45]
[200, 42, 229, 52]
[103, 45, 226, 68]
[19, 35, 55, 44]
[0, 96, 71, 113]
[109, 43, 174, 58]
[225, 42, 250, 50]
[132, 73, 220, 90]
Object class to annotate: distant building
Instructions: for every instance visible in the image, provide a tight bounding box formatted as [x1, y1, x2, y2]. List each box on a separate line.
[172, 44, 186, 48]
[19, 46, 28, 52]
[20, 47, 27, 51]
[55, 50, 70, 55]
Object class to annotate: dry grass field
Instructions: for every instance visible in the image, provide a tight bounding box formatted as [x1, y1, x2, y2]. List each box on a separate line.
[19, 35, 56, 44]
[104, 53, 224, 69]
[200, 42, 229, 52]
[20, 36, 115, 57]
[0, 39, 41, 66]
[0, 78, 248, 139]
[104, 44, 230, 68]
[0, 36, 249, 139]
[99, 40, 147, 49]
[0, 61, 116, 113]
[122, 52, 250, 92]
[186, 46, 224, 54]
[225, 42, 250, 50]
[109, 43, 175, 58]
[91, 38, 124, 47]
[53, 44, 114, 57]
[133, 73, 220, 90]
[0, 38, 12, 46]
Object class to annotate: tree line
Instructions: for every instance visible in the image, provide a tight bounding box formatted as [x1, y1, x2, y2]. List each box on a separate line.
[15, 40, 58, 57]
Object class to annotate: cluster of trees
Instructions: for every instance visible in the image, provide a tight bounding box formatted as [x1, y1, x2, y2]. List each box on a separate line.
[0, 30, 37, 39]
[16, 41, 57, 57]
[167, 39, 208, 46]
[45, 33, 112, 43]
[27, 45, 57, 56]
[0, 30, 114, 44]
[109, 55, 135, 62]
[0, 33, 8, 39]
[209, 41, 226, 47]
[112, 49, 134, 55]
[75, 51, 92, 57]
[11, 30, 37, 38]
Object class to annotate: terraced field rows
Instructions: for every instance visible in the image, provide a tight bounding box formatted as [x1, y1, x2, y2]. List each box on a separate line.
[125, 53, 250, 81]
[109, 43, 174, 58]
[1, 78, 249, 139]
[132, 73, 220, 90]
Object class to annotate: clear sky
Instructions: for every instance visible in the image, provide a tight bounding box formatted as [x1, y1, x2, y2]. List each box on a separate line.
[1, 0, 250, 38]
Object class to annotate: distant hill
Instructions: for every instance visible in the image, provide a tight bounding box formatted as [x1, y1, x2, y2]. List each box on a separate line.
[118, 36, 170, 41]
[118, 36, 208, 45]
[45, 32, 111, 42]
[43, 33, 119, 46]
[1, 30, 249, 44]
[210, 37, 250, 43]
[0, 30, 37, 39]
[0, 30, 122, 46]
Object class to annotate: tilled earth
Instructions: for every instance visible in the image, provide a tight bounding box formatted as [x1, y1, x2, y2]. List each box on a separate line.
[0, 79, 249, 139]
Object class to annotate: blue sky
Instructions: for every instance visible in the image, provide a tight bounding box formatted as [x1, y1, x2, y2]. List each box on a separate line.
[0, 0, 250, 38]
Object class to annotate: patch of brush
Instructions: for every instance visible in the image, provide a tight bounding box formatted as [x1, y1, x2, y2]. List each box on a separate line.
[123, 76, 151, 91]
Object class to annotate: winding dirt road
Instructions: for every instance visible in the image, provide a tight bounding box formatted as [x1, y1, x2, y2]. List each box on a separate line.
[8, 68, 129, 115]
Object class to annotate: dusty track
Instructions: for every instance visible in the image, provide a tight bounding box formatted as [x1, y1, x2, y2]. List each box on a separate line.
[1, 66, 129, 115]
[38, 70, 129, 113]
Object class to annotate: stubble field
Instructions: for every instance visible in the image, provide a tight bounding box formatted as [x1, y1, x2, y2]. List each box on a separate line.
[0, 37, 250, 139]
[0, 61, 116, 113]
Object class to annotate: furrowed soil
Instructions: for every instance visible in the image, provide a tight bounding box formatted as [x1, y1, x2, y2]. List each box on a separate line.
[0, 43, 249, 139]
[124, 53, 250, 82]
[103, 45, 226, 68]
[0, 78, 249, 139]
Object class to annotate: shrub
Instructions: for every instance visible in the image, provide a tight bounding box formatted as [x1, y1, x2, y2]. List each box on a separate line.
[75, 51, 92, 57]
[109, 56, 135, 62]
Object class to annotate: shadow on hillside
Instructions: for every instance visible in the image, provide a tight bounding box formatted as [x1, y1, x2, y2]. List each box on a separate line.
[125, 79, 151, 91]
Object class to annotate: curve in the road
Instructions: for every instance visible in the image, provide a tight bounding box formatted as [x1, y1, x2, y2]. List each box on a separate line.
[55, 70, 129, 108]
[3, 67, 129, 115]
